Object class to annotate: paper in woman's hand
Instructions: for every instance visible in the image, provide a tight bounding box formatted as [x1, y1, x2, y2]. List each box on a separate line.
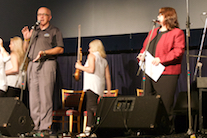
[139, 51, 165, 82]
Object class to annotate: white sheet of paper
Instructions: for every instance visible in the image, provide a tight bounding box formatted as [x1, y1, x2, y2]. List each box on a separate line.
[139, 51, 165, 82]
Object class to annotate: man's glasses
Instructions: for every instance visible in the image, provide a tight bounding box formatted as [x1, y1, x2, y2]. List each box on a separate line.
[37, 13, 49, 16]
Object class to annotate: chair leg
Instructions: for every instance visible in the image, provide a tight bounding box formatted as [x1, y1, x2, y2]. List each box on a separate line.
[62, 116, 65, 130]
[83, 115, 87, 132]
[77, 116, 80, 133]
[69, 115, 73, 133]
[194, 114, 198, 132]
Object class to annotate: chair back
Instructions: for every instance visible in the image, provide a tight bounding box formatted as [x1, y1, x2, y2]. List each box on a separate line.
[103, 89, 118, 97]
[98, 89, 118, 104]
[82, 89, 118, 132]
[136, 89, 144, 96]
[62, 89, 85, 112]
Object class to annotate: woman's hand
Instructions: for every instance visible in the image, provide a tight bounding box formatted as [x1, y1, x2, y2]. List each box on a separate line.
[137, 53, 145, 61]
[152, 57, 161, 66]
[0, 38, 9, 58]
[105, 92, 113, 97]
[75, 60, 82, 69]
[0, 38, 3, 47]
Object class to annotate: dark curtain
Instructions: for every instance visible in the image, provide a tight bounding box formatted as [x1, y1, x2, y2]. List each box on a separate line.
[54, 49, 207, 110]
[56, 52, 142, 94]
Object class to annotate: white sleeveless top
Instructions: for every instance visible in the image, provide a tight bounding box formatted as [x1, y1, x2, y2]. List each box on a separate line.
[83, 52, 108, 96]
[0, 48, 8, 92]
[5, 57, 20, 88]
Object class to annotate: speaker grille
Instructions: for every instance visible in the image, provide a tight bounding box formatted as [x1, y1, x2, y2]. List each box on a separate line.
[0, 98, 34, 137]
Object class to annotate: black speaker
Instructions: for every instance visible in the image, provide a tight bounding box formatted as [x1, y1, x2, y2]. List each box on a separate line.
[0, 97, 34, 137]
[94, 96, 170, 137]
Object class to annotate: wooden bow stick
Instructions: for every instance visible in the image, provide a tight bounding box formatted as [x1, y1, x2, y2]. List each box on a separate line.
[74, 25, 82, 81]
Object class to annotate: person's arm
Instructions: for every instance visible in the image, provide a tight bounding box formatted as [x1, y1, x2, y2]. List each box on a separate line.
[32, 47, 64, 62]
[33, 27, 64, 62]
[75, 53, 95, 73]
[21, 26, 33, 52]
[1, 47, 9, 58]
[23, 40, 30, 52]
[105, 65, 111, 94]
[158, 29, 185, 65]
[5, 53, 19, 75]
[0, 38, 9, 58]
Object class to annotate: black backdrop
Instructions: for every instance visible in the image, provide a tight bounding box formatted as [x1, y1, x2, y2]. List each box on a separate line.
[51, 28, 207, 110]
[17, 28, 207, 131]
[53, 49, 207, 109]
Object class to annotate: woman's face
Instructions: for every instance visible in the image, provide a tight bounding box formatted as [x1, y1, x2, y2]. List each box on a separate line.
[157, 13, 165, 26]
[88, 45, 92, 53]
[9, 41, 14, 51]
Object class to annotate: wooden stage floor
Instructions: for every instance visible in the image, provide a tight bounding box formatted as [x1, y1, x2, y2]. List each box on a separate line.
[1, 133, 207, 138]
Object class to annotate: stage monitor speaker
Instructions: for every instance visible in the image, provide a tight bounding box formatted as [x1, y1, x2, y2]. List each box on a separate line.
[0, 97, 34, 137]
[94, 96, 170, 137]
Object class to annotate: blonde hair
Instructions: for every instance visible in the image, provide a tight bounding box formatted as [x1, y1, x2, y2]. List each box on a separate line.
[10, 37, 25, 66]
[89, 39, 106, 58]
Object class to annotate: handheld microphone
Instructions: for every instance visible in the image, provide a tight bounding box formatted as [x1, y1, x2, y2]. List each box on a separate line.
[32, 20, 40, 29]
[36, 20, 41, 25]
[202, 12, 207, 15]
[152, 19, 160, 23]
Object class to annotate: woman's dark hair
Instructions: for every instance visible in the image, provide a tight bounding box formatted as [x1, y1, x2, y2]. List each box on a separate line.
[159, 7, 179, 30]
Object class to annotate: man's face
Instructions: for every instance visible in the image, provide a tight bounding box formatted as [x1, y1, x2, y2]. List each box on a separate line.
[37, 7, 52, 26]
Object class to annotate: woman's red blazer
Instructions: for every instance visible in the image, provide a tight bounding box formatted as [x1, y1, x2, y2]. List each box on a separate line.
[140, 27, 185, 75]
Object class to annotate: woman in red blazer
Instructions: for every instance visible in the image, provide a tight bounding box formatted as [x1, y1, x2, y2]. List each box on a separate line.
[137, 7, 185, 130]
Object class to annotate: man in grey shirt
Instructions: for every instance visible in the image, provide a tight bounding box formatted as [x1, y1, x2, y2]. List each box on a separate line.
[22, 7, 64, 136]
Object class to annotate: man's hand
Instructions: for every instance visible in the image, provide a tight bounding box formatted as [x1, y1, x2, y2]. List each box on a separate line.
[33, 51, 44, 62]
[21, 26, 33, 40]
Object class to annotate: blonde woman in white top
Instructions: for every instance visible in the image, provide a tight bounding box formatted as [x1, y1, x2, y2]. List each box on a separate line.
[1, 37, 25, 97]
[0, 38, 9, 96]
[75, 39, 111, 137]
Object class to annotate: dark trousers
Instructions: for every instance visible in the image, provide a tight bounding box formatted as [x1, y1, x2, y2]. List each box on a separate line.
[0, 90, 6, 97]
[144, 74, 179, 121]
[86, 90, 99, 127]
[0, 87, 21, 97]
[6, 86, 21, 97]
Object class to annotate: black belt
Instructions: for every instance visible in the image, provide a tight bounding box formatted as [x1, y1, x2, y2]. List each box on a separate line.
[28, 58, 55, 63]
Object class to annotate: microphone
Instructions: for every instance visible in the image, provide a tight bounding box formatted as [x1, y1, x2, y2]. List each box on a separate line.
[152, 19, 160, 23]
[32, 20, 40, 29]
[202, 12, 207, 15]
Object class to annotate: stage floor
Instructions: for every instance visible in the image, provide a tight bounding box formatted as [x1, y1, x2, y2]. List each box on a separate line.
[1, 133, 207, 138]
